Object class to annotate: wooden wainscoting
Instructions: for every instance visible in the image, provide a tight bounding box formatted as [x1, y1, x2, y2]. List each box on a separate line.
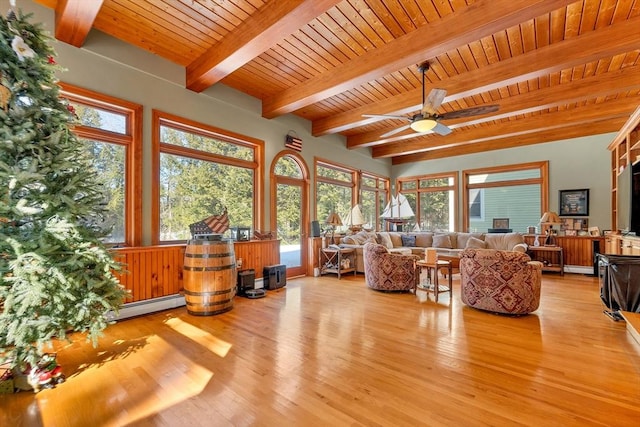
[113, 240, 280, 303]
[233, 239, 280, 277]
[113, 245, 185, 303]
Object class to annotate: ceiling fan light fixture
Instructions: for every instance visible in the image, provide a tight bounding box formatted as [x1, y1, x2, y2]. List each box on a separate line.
[410, 118, 438, 133]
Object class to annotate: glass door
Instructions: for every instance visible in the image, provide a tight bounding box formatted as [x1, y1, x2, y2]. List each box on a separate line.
[271, 154, 309, 278]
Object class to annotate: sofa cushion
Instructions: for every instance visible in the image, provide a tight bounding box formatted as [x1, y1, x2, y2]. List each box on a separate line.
[466, 236, 487, 249]
[456, 232, 484, 249]
[346, 230, 376, 245]
[377, 232, 394, 249]
[341, 235, 357, 244]
[388, 232, 403, 247]
[401, 235, 416, 247]
[484, 232, 525, 251]
[414, 233, 433, 248]
[433, 234, 453, 248]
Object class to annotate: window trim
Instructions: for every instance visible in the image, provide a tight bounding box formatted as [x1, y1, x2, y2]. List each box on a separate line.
[462, 161, 549, 232]
[59, 82, 143, 247]
[397, 171, 458, 232]
[151, 110, 264, 245]
[314, 157, 389, 231]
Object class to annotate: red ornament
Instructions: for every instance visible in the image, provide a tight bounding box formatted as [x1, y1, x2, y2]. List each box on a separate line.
[66, 104, 76, 115]
[47, 56, 56, 65]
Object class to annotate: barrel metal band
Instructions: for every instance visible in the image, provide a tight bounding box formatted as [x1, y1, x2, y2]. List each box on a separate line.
[184, 288, 234, 296]
[183, 264, 235, 271]
[184, 252, 233, 258]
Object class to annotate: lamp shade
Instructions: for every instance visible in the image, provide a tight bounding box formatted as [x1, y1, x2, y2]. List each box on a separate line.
[410, 118, 438, 133]
[326, 212, 342, 227]
[540, 211, 561, 224]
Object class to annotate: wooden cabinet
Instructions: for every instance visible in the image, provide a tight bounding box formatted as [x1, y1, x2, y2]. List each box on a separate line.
[608, 106, 640, 231]
[523, 235, 603, 270]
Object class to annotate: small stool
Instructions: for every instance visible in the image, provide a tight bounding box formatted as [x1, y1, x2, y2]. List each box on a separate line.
[416, 259, 452, 302]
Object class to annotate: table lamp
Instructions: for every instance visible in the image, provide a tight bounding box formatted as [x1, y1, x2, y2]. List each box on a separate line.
[326, 211, 343, 245]
[539, 211, 561, 246]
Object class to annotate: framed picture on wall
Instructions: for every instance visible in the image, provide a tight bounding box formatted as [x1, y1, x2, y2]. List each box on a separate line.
[492, 218, 510, 229]
[559, 189, 589, 216]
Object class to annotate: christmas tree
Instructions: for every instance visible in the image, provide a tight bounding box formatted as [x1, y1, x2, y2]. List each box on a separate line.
[0, 7, 127, 371]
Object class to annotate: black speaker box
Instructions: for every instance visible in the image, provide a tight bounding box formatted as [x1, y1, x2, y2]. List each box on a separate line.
[263, 264, 286, 290]
[311, 220, 321, 237]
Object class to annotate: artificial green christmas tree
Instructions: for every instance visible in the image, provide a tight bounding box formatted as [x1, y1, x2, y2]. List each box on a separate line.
[0, 7, 127, 373]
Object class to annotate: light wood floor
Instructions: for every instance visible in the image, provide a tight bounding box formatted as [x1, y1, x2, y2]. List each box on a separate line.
[2, 273, 639, 426]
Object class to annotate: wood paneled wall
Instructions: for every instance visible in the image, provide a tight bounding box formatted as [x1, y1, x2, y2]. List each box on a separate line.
[113, 240, 280, 303]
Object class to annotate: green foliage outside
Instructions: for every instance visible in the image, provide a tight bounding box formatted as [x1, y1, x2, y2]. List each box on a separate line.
[158, 126, 254, 241]
[0, 10, 127, 370]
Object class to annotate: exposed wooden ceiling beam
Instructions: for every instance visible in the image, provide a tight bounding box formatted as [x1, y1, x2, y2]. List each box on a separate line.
[392, 118, 627, 164]
[347, 64, 640, 149]
[372, 95, 640, 158]
[186, 0, 341, 92]
[54, 0, 103, 47]
[261, 0, 575, 118]
[318, 15, 640, 137]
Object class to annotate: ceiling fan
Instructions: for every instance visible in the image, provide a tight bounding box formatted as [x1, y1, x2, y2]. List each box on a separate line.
[363, 62, 499, 138]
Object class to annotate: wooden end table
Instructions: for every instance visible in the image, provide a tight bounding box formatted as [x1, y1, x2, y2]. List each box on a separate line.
[416, 259, 452, 302]
[320, 247, 356, 279]
[527, 245, 564, 275]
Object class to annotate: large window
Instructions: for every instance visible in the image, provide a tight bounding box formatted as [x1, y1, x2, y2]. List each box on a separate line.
[60, 83, 142, 246]
[398, 173, 457, 232]
[463, 162, 549, 233]
[152, 111, 263, 243]
[315, 160, 389, 232]
[360, 173, 389, 231]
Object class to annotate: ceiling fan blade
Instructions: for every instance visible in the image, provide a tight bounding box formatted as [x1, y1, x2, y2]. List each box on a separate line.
[432, 122, 452, 136]
[380, 124, 412, 138]
[363, 114, 410, 121]
[422, 88, 447, 115]
[439, 104, 499, 120]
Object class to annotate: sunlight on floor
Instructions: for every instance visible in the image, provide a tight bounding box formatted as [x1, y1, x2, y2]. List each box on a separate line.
[34, 333, 214, 426]
[164, 317, 233, 357]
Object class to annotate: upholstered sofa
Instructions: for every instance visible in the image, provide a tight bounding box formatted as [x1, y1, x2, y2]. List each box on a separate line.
[340, 230, 528, 273]
[460, 248, 543, 314]
[363, 242, 420, 292]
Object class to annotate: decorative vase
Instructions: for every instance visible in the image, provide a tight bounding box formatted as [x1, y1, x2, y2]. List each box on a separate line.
[534, 235, 540, 246]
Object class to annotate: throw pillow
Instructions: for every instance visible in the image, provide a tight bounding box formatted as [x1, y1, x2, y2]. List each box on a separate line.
[341, 235, 356, 245]
[432, 234, 453, 249]
[466, 236, 487, 249]
[377, 232, 394, 249]
[401, 235, 416, 247]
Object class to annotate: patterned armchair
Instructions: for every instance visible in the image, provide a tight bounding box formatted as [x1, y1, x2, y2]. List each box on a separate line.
[363, 242, 419, 292]
[460, 248, 542, 314]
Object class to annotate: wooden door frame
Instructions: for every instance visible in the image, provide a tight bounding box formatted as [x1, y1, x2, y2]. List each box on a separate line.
[270, 150, 310, 277]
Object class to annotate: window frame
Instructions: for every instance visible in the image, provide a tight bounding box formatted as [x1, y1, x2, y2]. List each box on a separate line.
[59, 82, 143, 247]
[462, 161, 549, 232]
[396, 172, 458, 232]
[151, 110, 264, 245]
[314, 158, 389, 232]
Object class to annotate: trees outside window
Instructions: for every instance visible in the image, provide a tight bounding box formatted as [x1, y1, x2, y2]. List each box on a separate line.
[398, 173, 457, 232]
[360, 173, 389, 231]
[463, 162, 548, 233]
[60, 83, 142, 246]
[153, 111, 262, 243]
[315, 160, 389, 232]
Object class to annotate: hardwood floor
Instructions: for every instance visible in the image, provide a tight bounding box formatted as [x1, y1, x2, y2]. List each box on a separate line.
[2, 273, 639, 426]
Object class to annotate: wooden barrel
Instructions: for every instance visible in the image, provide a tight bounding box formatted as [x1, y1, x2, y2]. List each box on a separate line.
[183, 238, 236, 316]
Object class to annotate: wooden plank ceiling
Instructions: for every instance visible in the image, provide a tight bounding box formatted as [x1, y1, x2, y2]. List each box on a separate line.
[36, 0, 640, 164]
